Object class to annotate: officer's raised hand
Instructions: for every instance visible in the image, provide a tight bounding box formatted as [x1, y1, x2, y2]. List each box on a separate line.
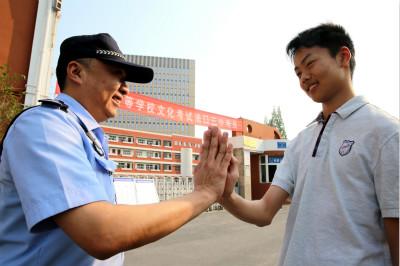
[193, 126, 233, 202]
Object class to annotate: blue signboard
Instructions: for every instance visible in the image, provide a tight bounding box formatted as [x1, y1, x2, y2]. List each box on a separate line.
[268, 156, 283, 164]
[277, 141, 286, 149]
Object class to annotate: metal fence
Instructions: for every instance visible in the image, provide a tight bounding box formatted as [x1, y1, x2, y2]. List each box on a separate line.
[114, 175, 223, 211]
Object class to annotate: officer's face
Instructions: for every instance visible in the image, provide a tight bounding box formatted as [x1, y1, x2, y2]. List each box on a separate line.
[82, 59, 128, 122]
[293, 46, 348, 104]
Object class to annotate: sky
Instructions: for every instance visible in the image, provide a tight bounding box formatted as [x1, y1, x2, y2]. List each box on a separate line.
[52, 0, 399, 139]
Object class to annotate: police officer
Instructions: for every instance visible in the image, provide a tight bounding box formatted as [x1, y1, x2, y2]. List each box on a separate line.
[0, 33, 234, 265]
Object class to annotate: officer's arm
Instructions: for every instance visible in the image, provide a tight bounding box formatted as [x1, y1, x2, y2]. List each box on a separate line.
[54, 193, 214, 260]
[53, 126, 232, 260]
[220, 185, 289, 227]
[383, 218, 399, 266]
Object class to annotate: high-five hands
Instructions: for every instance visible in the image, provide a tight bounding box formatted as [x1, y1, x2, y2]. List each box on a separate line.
[193, 127, 233, 202]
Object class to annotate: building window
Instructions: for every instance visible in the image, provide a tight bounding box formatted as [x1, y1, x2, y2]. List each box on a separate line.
[268, 165, 277, 182]
[150, 152, 161, 158]
[163, 164, 172, 171]
[175, 153, 181, 160]
[122, 149, 132, 156]
[117, 161, 132, 170]
[163, 140, 172, 147]
[163, 152, 172, 159]
[174, 165, 181, 173]
[116, 136, 133, 143]
[136, 163, 145, 170]
[259, 155, 282, 183]
[137, 138, 146, 145]
[146, 164, 160, 171]
[193, 154, 199, 160]
[260, 155, 268, 183]
[108, 135, 117, 141]
[136, 150, 147, 158]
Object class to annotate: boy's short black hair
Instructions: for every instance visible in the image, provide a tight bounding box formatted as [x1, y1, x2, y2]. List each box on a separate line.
[286, 23, 356, 78]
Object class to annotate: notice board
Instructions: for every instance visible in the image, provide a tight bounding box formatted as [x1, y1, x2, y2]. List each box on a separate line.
[113, 178, 160, 205]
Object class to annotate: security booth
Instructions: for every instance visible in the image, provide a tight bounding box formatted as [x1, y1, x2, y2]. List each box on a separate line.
[231, 118, 287, 200]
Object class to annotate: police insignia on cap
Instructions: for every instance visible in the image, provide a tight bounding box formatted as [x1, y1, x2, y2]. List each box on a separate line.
[96, 49, 126, 60]
[338, 140, 355, 156]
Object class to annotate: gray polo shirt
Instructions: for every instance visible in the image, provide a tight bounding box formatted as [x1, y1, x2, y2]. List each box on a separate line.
[272, 96, 399, 266]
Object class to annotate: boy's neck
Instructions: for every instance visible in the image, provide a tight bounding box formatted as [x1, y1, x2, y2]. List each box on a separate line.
[321, 85, 355, 119]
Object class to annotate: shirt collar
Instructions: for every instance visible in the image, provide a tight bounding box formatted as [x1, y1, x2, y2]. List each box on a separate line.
[310, 96, 369, 125]
[334, 96, 368, 120]
[56, 93, 100, 131]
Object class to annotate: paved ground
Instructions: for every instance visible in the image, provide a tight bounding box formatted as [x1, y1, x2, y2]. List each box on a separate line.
[124, 205, 289, 266]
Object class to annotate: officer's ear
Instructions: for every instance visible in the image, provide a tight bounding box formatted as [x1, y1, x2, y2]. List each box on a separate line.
[66, 60, 87, 86]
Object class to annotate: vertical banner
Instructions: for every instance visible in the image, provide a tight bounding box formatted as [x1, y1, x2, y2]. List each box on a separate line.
[120, 92, 243, 131]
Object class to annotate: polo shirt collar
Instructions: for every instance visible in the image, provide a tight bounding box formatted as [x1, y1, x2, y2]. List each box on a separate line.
[56, 93, 100, 131]
[311, 96, 368, 124]
[334, 96, 368, 120]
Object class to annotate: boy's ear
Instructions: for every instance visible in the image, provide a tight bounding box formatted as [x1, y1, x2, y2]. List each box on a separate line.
[338, 46, 352, 67]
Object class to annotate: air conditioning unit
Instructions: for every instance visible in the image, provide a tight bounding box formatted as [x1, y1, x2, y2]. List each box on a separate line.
[53, 0, 62, 11]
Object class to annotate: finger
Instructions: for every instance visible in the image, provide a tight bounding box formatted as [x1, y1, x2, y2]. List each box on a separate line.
[207, 127, 221, 163]
[215, 132, 228, 163]
[220, 143, 233, 171]
[199, 128, 212, 162]
[228, 155, 239, 174]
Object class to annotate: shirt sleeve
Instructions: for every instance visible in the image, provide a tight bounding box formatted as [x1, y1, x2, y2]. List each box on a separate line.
[5, 107, 110, 232]
[272, 139, 297, 197]
[373, 132, 399, 218]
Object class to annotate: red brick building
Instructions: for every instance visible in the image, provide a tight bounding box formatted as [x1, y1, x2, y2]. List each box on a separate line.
[103, 126, 201, 176]
[104, 118, 288, 201]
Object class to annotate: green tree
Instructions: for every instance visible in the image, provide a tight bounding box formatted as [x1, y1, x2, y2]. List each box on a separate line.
[264, 106, 287, 139]
[0, 64, 25, 140]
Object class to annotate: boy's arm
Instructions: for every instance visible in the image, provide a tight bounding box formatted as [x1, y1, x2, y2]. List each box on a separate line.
[220, 185, 288, 226]
[219, 155, 289, 226]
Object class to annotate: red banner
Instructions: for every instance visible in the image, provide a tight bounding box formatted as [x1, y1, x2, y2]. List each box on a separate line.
[120, 92, 243, 131]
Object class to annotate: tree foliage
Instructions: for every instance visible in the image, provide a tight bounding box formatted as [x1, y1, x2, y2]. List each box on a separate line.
[0, 64, 25, 140]
[264, 106, 287, 139]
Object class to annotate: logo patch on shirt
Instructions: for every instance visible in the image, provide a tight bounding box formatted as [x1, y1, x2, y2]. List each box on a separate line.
[338, 140, 355, 156]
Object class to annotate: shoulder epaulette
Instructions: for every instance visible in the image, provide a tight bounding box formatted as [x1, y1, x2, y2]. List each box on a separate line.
[38, 99, 69, 113]
[0, 99, 69, 160]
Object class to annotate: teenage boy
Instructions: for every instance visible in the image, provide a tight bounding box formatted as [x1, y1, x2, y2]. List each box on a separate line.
[220, 24, 399, 266]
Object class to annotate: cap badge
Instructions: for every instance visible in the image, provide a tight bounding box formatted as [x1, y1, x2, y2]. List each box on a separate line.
[96, 49, 126, 60]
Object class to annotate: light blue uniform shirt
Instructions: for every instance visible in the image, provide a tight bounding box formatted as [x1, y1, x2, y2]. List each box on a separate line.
[273, 96, 399, 266]
[0, 93, 123, 265]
